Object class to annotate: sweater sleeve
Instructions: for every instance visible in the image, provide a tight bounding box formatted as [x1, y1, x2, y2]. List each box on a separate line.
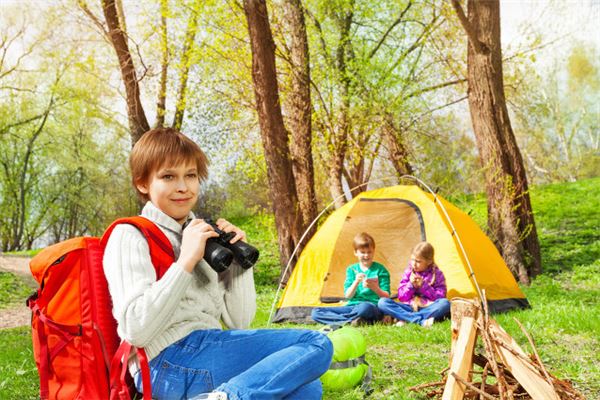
[103, 225, 193, 347]
[396, 266, 415, 303]
[220, 261, 256, 329]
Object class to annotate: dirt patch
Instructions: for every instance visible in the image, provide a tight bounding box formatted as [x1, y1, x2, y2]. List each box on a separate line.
[0, 255, 34, 329]
[0, 255, 32, 276]
[0, 305, 30, 329]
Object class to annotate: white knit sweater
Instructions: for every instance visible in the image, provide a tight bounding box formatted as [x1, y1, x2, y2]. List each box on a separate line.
[103, 202, 256, 365]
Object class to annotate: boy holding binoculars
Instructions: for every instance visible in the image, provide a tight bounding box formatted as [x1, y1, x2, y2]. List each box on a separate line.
[103, 128, 332, 400]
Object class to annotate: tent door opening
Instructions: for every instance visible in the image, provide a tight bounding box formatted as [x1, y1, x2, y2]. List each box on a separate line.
[319, 198, 426, 303]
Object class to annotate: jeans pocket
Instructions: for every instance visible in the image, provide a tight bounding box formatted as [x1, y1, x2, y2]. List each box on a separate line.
[152, 359, 214, 400]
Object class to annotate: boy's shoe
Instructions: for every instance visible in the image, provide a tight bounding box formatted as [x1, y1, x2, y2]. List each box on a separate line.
[190, 392, 228, 400]
[381, 315, 395, 325]
[350, 317, 367, 327]
[395, 320, 407, 327]
[421, 317, 434, 328]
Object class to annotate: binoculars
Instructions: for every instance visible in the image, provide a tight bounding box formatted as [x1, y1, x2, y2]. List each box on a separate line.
[203, 219, 259, 273]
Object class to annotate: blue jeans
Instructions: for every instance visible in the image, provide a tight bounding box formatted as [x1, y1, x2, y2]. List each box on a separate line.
[311, 302, 383, 325]
[377, 298, 450, 326]
[135, 329, 333, 400]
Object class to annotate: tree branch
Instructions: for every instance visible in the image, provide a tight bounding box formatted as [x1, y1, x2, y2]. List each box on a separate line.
[0, 112, 48, 136]
[368, 1, 412, 59]
[77, 0, 109, 38]
[450, 0, 489, 55]
[402, 78, 466, 101]
[305, 9, 331, 66]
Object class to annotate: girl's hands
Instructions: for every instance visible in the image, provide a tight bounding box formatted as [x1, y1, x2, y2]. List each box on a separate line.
[178, 219, 220, 273]
[216, 218, 246, 243]
[410, 273, 423, 288]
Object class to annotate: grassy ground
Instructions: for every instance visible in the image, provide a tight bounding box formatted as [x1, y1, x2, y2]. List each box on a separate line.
[0, 178, 598, 399]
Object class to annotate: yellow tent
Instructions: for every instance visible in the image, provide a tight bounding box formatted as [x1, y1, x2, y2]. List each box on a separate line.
[272, 184, 528, 323]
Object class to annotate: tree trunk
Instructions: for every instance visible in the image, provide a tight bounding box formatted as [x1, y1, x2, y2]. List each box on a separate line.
[155, 0, 168, 128]
[343, 156, 365, 196]
[282, 0, 318, 238]
[173, 5, 200, 130]
[243, 0, 302, 278]
[328, 8, 354, 208]
[102, 0, 149, 144]
[12, 96, 54, 250]
[452, 0, 541, 283]
[343, 129, 381, 197]
[383, 116, 414, 178]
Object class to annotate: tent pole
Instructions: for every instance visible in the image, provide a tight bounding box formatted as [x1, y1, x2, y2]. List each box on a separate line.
[399, 175, 485, 303]
[267, 177, 398, 325]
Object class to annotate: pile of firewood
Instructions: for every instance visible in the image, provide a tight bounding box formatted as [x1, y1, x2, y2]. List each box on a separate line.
[409, 297, 585, 400]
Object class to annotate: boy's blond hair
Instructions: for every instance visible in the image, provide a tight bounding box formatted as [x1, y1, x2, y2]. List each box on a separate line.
[130, 128, 209, 201]
[353, 232, 375, 250]
[412, 241, 435, 262]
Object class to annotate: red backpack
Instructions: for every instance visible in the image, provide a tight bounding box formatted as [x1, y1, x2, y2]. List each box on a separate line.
[27, 217, 174, 400]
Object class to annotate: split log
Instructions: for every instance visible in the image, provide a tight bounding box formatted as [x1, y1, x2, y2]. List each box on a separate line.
[443, 315, 478, 400]
[488, 320, 560, 400]
[450, 298, 480, 361]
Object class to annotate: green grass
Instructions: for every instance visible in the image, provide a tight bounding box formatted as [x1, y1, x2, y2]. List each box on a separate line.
[2, 249, 41, 258]
[0, 272, 34, 310]
[0, 327, 37, 400]
[1, 178, 598, 399]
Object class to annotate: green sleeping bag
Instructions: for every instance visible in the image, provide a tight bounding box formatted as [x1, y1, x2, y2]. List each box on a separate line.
[320, 326, 372, 392]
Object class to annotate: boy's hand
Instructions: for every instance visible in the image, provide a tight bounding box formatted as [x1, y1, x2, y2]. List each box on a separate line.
[178, 219, 220, 273]
[216, 218, 246, 243]
[355, 273, 366, 284]
[363, 277, 379, 290]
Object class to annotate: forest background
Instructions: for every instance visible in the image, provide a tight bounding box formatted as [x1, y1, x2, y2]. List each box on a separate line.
[0, 0, 599, 399]
[0, 0, 600, 274]
[1, 0, 598, 261]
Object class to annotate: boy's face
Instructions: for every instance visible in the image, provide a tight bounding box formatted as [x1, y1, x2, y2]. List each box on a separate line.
[354, 245, 374, 268]
[411, 255, 432, 272]
[136, 162, 200, 224]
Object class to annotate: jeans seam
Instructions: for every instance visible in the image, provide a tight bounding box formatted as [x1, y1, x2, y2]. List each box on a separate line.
[260, 345, 321, 392]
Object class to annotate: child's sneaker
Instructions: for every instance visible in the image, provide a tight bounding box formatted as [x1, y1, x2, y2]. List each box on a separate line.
[395, 320, 407, 327]
[190, 392, 228, 400]
[421, 317, 434, 328]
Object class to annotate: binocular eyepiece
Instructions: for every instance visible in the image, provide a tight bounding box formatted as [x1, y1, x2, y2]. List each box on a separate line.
[203, 219, 259, 273]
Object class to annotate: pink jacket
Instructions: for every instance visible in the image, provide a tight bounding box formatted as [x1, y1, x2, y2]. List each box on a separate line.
[397, 263, 447, 304]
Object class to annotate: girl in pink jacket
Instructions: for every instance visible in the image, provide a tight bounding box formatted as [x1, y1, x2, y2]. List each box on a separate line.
[378, 242, 450, 327]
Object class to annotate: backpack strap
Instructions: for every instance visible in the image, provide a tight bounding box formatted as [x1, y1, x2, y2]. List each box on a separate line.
[101, 216, 175, 279]
[109, 342, 152, 400]
[102, 216, 175, 400]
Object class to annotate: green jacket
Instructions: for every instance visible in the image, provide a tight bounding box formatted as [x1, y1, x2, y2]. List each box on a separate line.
[344, 262, 390, 305]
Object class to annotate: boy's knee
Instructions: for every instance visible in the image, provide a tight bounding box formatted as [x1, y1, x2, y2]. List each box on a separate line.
[354, 302, 376, 315]
[306, 330, 334, 370]
[378, 297, 392, 307]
